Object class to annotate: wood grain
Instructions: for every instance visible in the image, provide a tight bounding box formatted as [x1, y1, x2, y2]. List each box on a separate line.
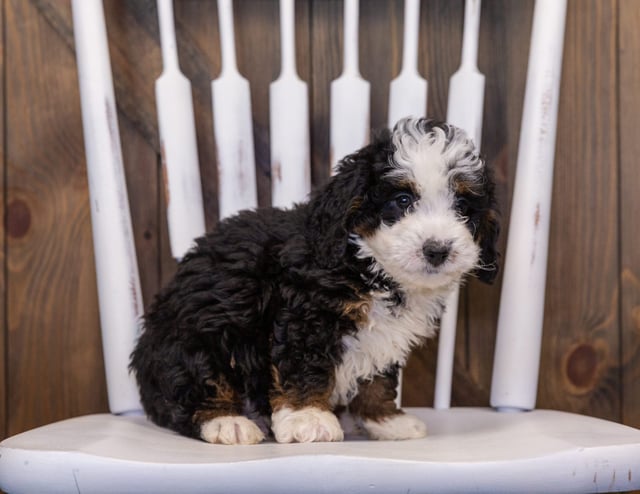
[309, 0, 341, 185]
[359, 0, 402, 131]
[5, 0, 109, 434]
[0, 0, 5, 441]
[539, 0, 620, 420]
[619, 0, 640, 429]
[234, 0, 282, 208]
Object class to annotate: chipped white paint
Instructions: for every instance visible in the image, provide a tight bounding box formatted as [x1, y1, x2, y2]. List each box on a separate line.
[330, 0, 370, 172]
[156, 0, 206, 260]
[435, 0, 485, 410]
[269, 0, 311, 209]
[72, 0, 143, 414]
[387, 0, 427, 128]
[491, 0, 568, 411]
[212, 0, 258, 219]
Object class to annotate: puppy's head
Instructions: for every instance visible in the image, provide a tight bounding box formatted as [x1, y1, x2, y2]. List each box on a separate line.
[310, 117, 499, 289]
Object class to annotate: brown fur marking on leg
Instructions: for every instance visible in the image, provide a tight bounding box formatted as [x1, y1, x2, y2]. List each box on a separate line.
[191, 375, 241, 427]
[349, 372, 402, 422]
[270, 365, 335, 412]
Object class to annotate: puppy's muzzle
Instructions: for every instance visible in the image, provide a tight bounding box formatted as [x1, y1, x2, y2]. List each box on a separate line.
[422, 240, 451, 267]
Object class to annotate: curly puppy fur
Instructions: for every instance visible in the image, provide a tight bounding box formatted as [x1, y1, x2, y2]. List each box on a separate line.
[130, 117, 499, 444]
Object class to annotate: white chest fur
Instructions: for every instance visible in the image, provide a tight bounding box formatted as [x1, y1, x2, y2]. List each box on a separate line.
[330, 288, 447, 406]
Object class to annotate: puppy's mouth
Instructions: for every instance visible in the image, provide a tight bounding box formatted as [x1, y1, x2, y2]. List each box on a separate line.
[422, 252, 462, 276]
[414, 248, 479, 289]
[423, 257, 453, 274]
[393, 249, 463, 287]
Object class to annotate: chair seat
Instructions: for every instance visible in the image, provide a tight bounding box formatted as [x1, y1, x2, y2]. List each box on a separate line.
[1, 407, 639, 493]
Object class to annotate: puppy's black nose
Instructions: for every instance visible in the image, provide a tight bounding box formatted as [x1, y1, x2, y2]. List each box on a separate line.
[423, 240, 451, 267]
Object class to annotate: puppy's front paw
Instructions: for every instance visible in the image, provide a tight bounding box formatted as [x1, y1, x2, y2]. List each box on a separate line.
[201, 416, 265, 445]
[271, 406, 344, 443]
[363, 413, 427, 440]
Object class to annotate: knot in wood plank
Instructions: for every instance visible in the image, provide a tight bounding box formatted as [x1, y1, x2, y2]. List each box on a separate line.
[6, 199, 31, 239]
[565, 342, 599, 392]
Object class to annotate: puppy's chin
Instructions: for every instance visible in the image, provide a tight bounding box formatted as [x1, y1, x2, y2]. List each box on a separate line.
[386, 262, 473, 292]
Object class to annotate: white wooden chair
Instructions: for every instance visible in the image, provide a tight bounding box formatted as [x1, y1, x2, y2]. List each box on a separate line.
[1, 1, 640, 493]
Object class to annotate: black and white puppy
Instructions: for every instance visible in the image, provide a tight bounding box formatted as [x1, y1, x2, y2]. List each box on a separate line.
[130, 117, 499, 445]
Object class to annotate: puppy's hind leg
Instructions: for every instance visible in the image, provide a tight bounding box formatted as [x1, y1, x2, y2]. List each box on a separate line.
[194, 375, 265, 445]
[349, 367, 427, 441]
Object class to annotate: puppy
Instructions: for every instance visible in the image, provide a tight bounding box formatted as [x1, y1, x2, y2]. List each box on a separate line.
[130, 117, 499, 445]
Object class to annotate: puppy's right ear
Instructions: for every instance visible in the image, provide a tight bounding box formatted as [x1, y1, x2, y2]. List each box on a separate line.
[307, 133, 392, 269]
[307, 157, 370, 269]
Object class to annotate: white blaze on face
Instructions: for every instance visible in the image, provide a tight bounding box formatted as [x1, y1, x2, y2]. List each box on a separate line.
[334, 120, 490, 406]
[356, 121, 483, 291]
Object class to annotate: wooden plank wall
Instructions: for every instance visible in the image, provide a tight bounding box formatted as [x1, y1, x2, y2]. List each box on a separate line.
[619, 0, 640, 429]
[1, 0, 639, 438]
[0, 0, 5, 443]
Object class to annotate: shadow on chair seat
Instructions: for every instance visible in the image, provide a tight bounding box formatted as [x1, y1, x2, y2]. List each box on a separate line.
[2, 407, 639, 493]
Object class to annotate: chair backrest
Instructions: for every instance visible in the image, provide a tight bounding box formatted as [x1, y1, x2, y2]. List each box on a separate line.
[72, 0, 566, 416]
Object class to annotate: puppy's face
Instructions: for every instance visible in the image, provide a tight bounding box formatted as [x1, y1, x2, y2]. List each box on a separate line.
[350, 119, 498, 290]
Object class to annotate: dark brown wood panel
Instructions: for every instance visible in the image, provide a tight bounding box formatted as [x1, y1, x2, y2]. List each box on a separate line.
[359, 0, 402, 131]
[235, 0, 280, 207]
[421, 0, 465, 122]
[540, 0, 620, 420]
[619, 0, 640, 429]
[5, 0, 108, 435]
[309, 0, 341, 184]
[0, 0, 5, 440]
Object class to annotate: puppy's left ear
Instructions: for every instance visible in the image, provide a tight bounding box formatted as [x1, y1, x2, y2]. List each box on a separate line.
[473, 164, 500, 284]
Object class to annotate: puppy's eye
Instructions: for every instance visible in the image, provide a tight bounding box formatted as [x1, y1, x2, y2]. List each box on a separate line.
[456, 196, 470, 215]
[381, 191, 416, 224]
[393, 193, 414, 210]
